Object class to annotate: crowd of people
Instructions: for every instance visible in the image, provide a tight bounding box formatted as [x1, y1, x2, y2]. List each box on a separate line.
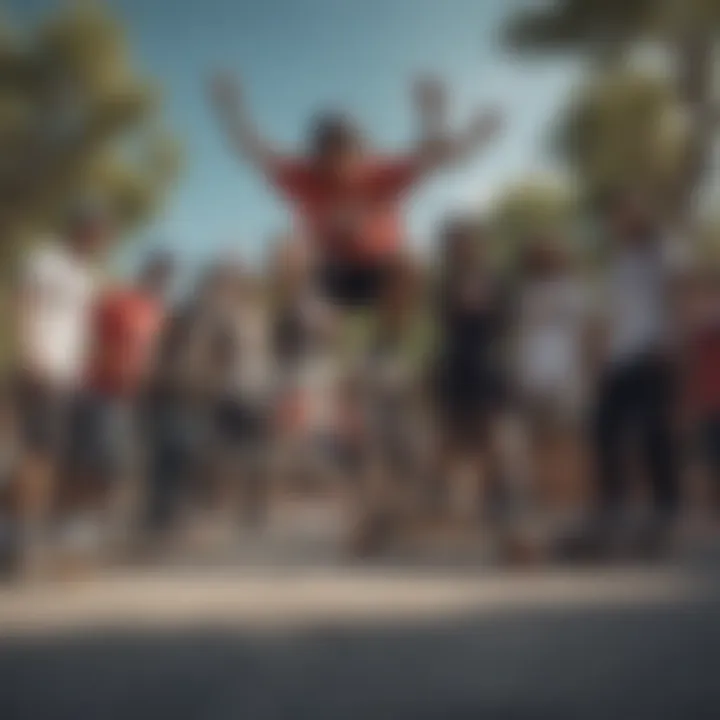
[2, 74, 720, 576]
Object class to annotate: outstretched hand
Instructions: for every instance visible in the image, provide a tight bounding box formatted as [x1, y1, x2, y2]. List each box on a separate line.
[465, 107, 504, 145]
[207, 71, 278, 169]
[413, 75, 448, 119]
[208, 71, 242, 110]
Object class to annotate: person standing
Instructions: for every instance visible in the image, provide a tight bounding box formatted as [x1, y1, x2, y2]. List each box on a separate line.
[514, 236, 592, 521]
[70, 252, 174, 552]
[589, 192, 685, 555]
[678, 263, 720, 517]
[140, 267, 223, 543]
[206, 262, 274, 526]
[431, 217, 511, 524]
[10, 203, 113, 575]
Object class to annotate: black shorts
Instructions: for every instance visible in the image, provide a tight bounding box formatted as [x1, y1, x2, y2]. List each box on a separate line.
[434, 367, 506, 447]
[214, 398, 268, 448]
[316, 261, 394, 310]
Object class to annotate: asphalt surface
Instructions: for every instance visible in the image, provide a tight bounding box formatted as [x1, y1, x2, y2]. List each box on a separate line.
[1, 557, 719, 720]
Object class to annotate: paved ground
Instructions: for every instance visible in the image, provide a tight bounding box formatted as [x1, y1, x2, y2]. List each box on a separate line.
[2, 503, 720, 720]
[1, 556, 720, 720]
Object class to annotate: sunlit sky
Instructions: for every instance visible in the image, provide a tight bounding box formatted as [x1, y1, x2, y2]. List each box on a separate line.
[9, 0, 579, 273]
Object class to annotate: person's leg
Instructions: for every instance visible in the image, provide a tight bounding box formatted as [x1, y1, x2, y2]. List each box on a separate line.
[703, 414, 720, 516]
[237, 413, 270, 528]
[12, 383, 65, 576]
[215, 399, 265, 526]
[100, 399, 140, 557]
[144, 404, 190, 538]
[13, 450, 55, 574]
[640, 359, 681, 521]
[64, 392, 114, 513]
[431, 421, 465, 520]
[593, 366, 630, 519]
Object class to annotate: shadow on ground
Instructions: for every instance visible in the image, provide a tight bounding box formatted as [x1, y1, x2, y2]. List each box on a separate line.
[2, 591, 720, 720]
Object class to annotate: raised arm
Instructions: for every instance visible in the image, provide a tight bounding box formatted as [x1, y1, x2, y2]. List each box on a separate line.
[417, 107, 503, 175]
[413, 76, 449, 152]
[208, 72, 280, 172]
[409, 77, 503, 176]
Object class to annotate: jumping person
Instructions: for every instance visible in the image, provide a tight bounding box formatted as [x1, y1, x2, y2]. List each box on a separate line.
[208, 73, 502, 310]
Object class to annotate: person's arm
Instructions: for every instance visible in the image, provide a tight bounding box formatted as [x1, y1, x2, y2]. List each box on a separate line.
[409, 76, 503, 175]
[413, 76, 449, 155]
[417, 106, 503, 174]
[208, 72, 281, 173]
[11, 252, 47, 379]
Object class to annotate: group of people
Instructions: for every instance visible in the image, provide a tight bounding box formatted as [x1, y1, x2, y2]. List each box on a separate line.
[2, 73, 720, 575]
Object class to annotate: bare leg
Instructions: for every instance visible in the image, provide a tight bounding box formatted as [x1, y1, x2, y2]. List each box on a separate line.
[13, 451, 55, 577]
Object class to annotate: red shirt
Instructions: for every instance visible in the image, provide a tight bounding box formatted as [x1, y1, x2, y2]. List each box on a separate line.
[686, 321, 720, 417]
[85, 287, 164, 397]
[270, 157, 421, 264]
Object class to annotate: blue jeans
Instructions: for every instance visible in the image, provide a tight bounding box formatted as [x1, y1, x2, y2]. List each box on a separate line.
[143, 401, 203, 532]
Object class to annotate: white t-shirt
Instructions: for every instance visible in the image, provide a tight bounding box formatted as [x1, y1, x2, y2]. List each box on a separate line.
[604, 240, 685, 364]
[516, 276, 589, 403]
[17, 243, 96, 387]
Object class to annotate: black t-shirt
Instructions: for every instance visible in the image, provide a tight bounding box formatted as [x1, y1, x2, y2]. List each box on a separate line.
[436, 271, 510, 375]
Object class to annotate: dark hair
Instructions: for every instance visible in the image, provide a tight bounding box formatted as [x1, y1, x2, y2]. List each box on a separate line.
[520, 235, 568, 278]
[309, 112, 362, 157]
[439, 215, 483, 265]
[141, 250, 175, 284]
[596, 186, 656, 220]
[64, 198, 113, 237]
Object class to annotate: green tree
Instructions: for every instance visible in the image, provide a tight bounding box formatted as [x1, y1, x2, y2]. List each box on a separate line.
[506, 0, 720, 229]
[489, 178, 576, 267]
[556, 69, 688, 209]
[0, 0, 180, 264]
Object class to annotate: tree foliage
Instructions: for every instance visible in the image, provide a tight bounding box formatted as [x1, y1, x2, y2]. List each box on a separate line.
[0, 0, 180, 258]
[557, 69, 688, 207]
[506, 0, 658, 61]
[488, 178, 576, 266]
[505, 0, 720, 230]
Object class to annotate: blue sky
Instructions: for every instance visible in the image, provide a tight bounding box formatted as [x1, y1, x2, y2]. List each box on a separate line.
[9, 0, 578, 273]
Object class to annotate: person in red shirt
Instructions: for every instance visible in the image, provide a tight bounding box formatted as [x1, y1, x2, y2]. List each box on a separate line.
[209, 73, 502, 308]
[682, 265, 720, 514]
[69, 252, 175, 501]
[86, 269, 170, 398]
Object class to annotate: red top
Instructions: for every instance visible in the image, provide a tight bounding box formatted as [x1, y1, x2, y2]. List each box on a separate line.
[269, 156, 421, 264]
[85, 287, 164, 397]
[685, 321, 720, 417]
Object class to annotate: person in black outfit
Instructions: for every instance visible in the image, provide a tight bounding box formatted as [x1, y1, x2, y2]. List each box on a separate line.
[432, 217, 509, 520]
[581, 193, 682, 558]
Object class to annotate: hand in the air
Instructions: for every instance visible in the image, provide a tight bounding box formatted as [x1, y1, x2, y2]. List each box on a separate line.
[209, 71, 242, 110]
[413, 75, 448, 119]
[466, 106, 504, 142]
